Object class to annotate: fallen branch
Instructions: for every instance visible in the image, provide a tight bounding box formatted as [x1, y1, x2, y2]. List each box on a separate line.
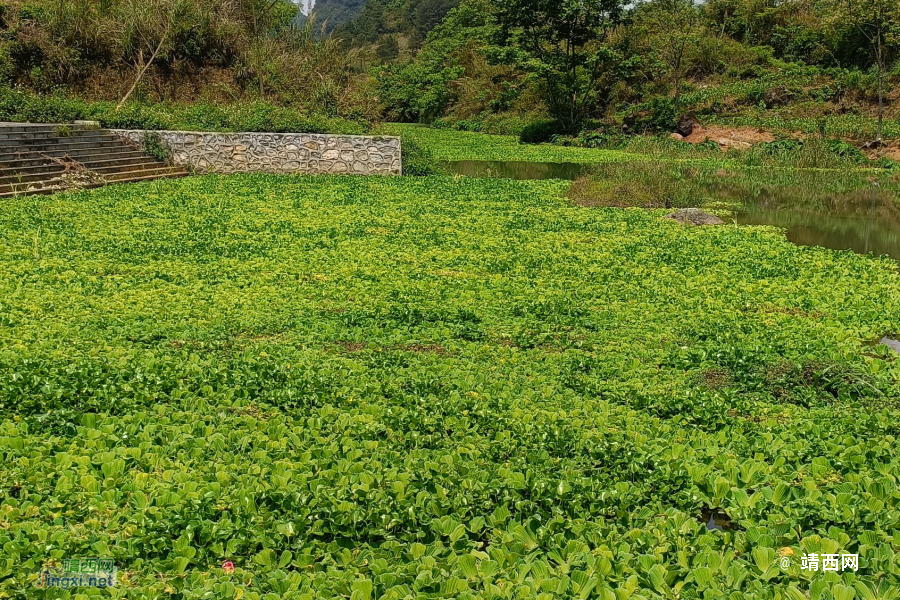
[117, 22, 170, 111]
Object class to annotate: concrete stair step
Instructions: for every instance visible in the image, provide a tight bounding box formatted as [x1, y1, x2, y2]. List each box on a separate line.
[0, 147, 135, 163]
[0, 131, 112, 143]
[0, 149, 147, 167]
[0, 139, 132, 153]
[0, 170, 188, 198]
[91, 162, 170, 176]
[0, 168, 67, 185]
[78, 155, 162, 169]
[0, 122, 189, 197]
[0, 162, 68, 176]
[0, 123, 63, 134]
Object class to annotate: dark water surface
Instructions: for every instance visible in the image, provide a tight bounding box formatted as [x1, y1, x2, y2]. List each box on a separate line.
[446, 160, 900, 260]
[733, 191, 900, 259]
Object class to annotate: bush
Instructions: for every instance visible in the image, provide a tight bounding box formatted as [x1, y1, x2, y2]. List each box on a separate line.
[0, 87, 370, 134]
[400, 136, 443, 176]
[142, 131, 171, 163]
[623, 97, 677, 133]
[519, 119, 561, 144]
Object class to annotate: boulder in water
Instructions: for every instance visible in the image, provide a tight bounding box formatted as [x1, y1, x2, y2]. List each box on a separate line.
[665, 208, 725, 226]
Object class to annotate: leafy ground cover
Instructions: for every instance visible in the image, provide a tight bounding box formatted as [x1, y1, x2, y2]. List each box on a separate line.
[2, 174, 900, 599]
[385, 125, 640, 163]
[392, 125, 898, 174]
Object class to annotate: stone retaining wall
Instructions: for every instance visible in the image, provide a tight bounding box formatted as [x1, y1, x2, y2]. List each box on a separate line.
[112, 130, 402, 176]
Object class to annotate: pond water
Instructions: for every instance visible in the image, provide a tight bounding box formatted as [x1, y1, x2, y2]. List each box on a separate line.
[733, 190, 900, 259]
[699, 506, 739, 531]
[445, 160, 900, 260]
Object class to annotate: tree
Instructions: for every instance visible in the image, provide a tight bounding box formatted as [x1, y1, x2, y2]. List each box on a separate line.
[636, 0, 700, 112]
[113, 0, 179, 108]
[828, 0, 899, 142]
[490, 0, 627, 133]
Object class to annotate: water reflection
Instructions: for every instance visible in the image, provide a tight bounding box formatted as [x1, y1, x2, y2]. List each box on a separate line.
[731, 186, 900, 259]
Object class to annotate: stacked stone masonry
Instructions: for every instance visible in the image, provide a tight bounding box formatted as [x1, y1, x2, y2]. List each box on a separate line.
[112, 130, 402, 176]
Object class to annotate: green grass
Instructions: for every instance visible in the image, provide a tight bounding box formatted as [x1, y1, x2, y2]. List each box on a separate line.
[2, 174, 900, 599]
[390, 124, 896, 174]
[567, 161, 900, 210]
[385, 124, 641, 163]
[707, 110, 900, 142]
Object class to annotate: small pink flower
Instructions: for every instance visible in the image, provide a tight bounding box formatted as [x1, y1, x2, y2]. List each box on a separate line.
[222, 560, 235, 573]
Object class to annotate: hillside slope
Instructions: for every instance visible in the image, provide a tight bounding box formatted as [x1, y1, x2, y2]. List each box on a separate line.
[310, 0, 370, 31]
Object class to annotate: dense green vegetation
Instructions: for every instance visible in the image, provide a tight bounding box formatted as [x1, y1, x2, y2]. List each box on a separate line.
[0, 0, 377, 125]
[308, 0, 370, 32]
[334, 0, 461, 58]
[0, 88, 369, 134]
[2, 0, 900, 598]
[3, 172, 900, 599]
[384, 125, 639, 163]
[375, 0, 900, 144]
[389, 124, 899, 171]
[566, 159, 900, 210]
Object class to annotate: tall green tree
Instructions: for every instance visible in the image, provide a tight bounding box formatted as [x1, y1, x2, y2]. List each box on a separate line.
[834, 0, 900, 141]
[636, 0, 700, 112]
[490, 0, 627, 133]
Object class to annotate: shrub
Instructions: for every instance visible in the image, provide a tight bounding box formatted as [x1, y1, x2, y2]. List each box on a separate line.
[399, 136, 443, 176]
[0, 87, 370, 134]
[142, 131, 171, 163]
[519, 119, 561, 144]
[623, 97, 677, 133]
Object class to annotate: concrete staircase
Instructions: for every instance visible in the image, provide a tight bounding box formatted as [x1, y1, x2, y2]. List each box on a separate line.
[0, 122, 189, 197]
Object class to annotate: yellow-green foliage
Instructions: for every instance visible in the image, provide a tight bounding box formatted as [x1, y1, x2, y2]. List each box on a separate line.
[1, 174, 900, 598]
[387, 124, 642, 163]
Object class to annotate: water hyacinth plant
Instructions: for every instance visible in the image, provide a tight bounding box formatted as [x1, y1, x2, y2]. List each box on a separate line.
[0, 173, 899, 599]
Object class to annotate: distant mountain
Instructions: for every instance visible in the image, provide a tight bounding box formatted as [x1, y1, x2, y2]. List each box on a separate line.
[335, 0, 461, 58]
[309, 0, 370, 31]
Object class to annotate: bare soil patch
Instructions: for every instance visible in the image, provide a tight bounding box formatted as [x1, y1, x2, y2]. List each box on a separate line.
[674, 126, 776, 150]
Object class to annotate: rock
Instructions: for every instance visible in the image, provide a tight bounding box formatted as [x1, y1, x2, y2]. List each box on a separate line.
[763, 86, 792, 109]
[670, 133, 685, 141]
[664, 208, 725, 226]
[676, 114, 700, 137]
[881, 338, 900, 354]
[861, 139, 885, 150]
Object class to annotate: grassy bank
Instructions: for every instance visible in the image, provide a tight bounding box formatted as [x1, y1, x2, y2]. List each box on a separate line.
[2, 174, 900, 599]
[384, 125, 641, 163]
[392, 125, 898, 173]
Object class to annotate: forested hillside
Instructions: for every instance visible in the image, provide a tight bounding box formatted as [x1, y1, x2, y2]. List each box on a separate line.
[334, 0, 461, 59]
[308, 0, 369, 32]
[375, 0, 900, 145]
[0, 0, 896, 147]
[0, 0, 377, 123]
